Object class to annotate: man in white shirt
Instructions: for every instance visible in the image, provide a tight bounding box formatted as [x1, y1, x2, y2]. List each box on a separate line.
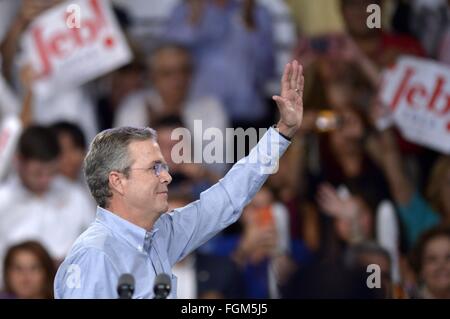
[0, 125, 93, 288]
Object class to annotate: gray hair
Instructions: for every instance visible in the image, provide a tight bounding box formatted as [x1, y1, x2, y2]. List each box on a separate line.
[84, 127, 157, 208]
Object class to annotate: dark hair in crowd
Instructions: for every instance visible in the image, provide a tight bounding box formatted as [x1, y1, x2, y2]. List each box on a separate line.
[410, 226, 450, 275]
[51, 121, 87, 150]
[18, 125, 60, 161]
[3, 241, 56, 299]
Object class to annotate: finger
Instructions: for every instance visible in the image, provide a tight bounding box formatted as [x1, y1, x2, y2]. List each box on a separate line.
[316, 190, 334, 204]
[281, 63, 291, 94]
[272, 95, 288, 106]
[320, 188, 339, 202]
[297, 64, 304, 90]
[296, 75, 304, 106]
[317, 187, 339, 205]
[290, 60, 299, 90]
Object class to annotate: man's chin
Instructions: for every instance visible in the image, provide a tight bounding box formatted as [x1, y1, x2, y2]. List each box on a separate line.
[158, 202, 169, 214]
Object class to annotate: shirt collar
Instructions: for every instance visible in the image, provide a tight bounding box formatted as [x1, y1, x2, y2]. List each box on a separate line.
[95, 206, 158, 253]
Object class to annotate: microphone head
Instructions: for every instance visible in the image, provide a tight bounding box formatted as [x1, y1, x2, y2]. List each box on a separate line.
[153, 273, 171, 299]
[117, 273, 135, 299]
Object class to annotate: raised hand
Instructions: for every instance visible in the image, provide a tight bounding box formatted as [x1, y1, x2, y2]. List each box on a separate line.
[316, 183, 358, 219]
[273, 60, 304, 138]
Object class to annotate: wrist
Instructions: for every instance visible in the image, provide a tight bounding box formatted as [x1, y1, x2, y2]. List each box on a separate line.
[274, 122, 295, 140]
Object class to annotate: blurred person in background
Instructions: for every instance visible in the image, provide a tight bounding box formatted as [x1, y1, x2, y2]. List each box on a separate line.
[313, 105, 390, 216]
[164, 0, 275, 128]
[0, 125, 93, 283]
[151, 115, 222, 199]
[114, 43, 230, 174]
[50, 122, 87, 183]
[339, 0, 425, 68]
[200, 186, 295, 298]
[94, 58, 146, 132]
[281, 243, 379, 299]
[50, 121, 96, 208]
[402, 0, 450, 61]
[0, 241, 56, 299]
[410, 226, 450, 299]
[370, 128, 450, 249]
[267, 136, 321, 256]
[317, 184, 375, 248]
[344, 241, 393, 298]
[293, 104, 392, 269]
[296, 0, 427, 119]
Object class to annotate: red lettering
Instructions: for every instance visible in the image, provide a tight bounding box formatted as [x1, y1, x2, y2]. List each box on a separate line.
[406, 85, 427, 109]
[32, 26, 52, 78]
[441, 96, 450, 116]
[428, 76, 446, 111]
[391, 67, 414, 110]
[90, 0, 105, 27]
[71, 19, 99, 46]
[31, 0, 110, 79]
[49, 32, 73, 57]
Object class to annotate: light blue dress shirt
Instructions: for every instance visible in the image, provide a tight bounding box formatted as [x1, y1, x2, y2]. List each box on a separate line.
[54, 127, 290, 298]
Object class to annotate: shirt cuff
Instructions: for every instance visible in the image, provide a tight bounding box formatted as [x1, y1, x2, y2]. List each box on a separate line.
[272, 124, 292, 141]
[243, 127, 291, 174]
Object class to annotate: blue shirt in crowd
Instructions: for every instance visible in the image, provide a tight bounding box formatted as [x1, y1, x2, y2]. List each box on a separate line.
[164, 0, 275, 123]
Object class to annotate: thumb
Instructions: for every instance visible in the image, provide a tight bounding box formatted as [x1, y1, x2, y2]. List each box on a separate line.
[272, 95, 286, 105]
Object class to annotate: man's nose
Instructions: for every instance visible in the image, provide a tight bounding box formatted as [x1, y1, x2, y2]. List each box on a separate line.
[160, 170, 172, 184]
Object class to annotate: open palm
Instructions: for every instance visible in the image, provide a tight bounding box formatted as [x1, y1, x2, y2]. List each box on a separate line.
[273, 60, 304, 137]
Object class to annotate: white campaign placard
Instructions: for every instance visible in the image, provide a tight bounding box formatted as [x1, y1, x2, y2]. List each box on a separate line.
[380, 56, 450, 154]
[21, 0, 132, 98]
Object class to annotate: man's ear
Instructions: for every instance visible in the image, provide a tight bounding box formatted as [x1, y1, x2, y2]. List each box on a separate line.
[109, 171, 125, 196]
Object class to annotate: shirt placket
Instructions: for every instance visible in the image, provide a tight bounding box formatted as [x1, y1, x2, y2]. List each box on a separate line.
[145, 231, 166, 276]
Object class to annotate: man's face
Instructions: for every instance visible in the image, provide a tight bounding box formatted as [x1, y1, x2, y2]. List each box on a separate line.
[150, 49, 192, 104]
[57, 133, 85, 181]
[121, 140, 172, 217]
[18, 158, 58, 195]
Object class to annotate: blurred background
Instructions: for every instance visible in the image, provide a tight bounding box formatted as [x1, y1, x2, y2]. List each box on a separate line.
[0, 0, 450, 299]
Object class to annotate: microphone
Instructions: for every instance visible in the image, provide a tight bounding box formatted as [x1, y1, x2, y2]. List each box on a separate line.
[117, 273, 135, 299]
[153, 273, 171, 299]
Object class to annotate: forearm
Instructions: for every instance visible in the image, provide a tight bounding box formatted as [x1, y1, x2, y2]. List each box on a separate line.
[20, 88, 33, 127]
[0, 18, 28, 81]
[382, 152, 414, 206]
[166, 128, 291, 263]
[355, 53, 381, 88]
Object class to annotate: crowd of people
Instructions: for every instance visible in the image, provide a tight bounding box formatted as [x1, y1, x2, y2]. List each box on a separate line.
[0, 0, 449, 299]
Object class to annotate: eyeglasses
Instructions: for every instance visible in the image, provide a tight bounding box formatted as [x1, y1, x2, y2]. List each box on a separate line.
[128, 162, 170, 177]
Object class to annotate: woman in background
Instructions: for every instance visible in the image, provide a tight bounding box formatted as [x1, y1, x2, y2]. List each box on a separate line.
[1, 241, 56, 299]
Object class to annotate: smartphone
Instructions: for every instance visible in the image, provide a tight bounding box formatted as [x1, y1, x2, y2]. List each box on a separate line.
[256, 206, 275, 228]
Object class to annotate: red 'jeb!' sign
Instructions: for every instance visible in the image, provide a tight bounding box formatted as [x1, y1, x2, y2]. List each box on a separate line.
[21, 0, 132, 98]
[380, 56, 450, 154]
